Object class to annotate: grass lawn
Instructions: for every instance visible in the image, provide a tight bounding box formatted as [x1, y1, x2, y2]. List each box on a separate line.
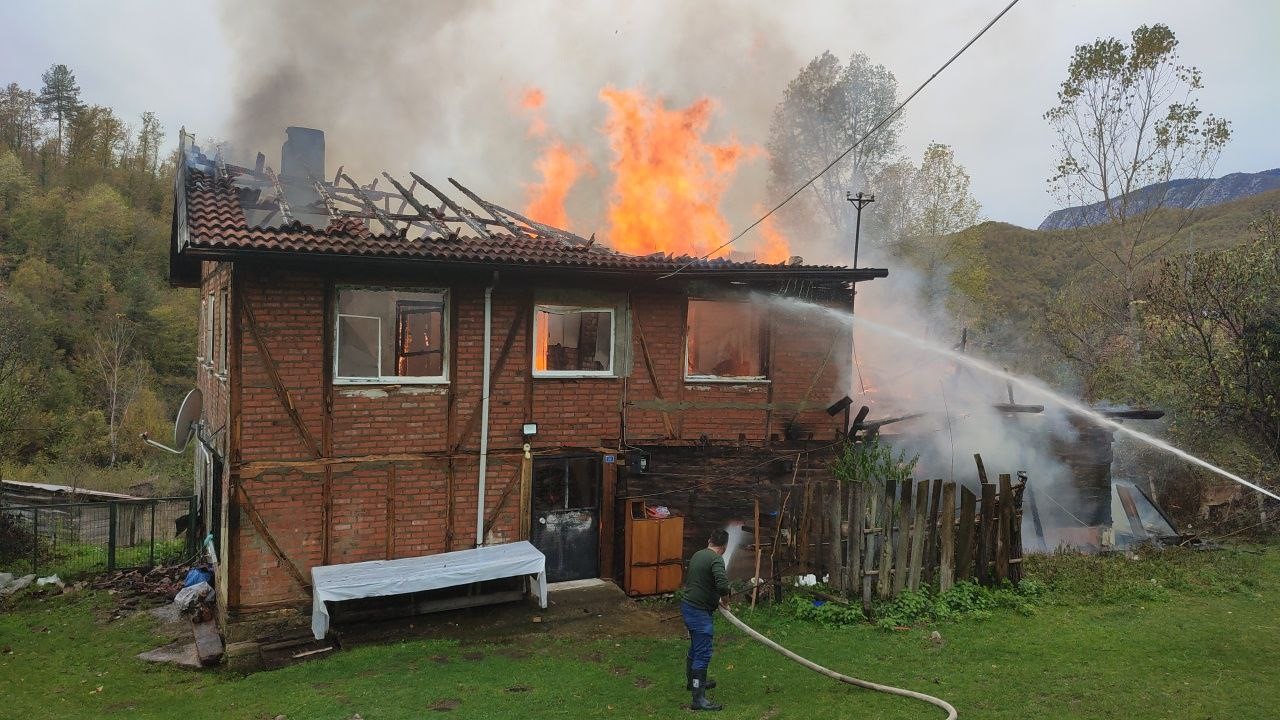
[1, 546, 1278, 719]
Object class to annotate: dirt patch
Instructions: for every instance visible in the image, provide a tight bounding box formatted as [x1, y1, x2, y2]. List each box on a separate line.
[430, 655, 450, 664]
[429, 698, 461, 712]
[461, 651, 485, 661]
[499, 648, 531, 659]
[609, 665, 629, 677]
[633, 677, 652, 689]
[580, 650, 605, 663]
[355, 669, 378, 678]
[506, 685, 532, 693]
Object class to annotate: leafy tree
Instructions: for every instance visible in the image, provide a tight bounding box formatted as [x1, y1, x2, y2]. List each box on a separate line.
[83, 316, 151, 467]
[871, 143, 984, 320]
[1144, 212, 1280, 459]
[1045, 24, 1231, 346]
[0, 83, 43, 159]
[134, 111, 163, 175]
[766, 51, 901, 258]
[36, 64, 83, 157]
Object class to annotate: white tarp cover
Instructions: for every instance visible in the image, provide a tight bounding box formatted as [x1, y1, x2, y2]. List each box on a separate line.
[311, 541, 547, 639]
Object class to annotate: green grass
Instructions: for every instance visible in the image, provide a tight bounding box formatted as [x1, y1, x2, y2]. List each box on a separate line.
[1, 547, 1278, 719]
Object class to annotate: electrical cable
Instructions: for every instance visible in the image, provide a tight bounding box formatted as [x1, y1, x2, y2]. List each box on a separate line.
[658, 0, 1023, 280]
[719, 606, 958, 719]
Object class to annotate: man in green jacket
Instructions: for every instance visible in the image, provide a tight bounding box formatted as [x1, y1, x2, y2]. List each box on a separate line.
[681, 528, 730, 711]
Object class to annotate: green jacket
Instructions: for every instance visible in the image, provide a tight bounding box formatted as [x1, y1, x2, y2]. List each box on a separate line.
[683, 547, 729, 610]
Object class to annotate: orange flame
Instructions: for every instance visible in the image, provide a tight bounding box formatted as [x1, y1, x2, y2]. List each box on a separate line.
[520, 88, 548, 137]
[520, 87, 588, 229]
[525, 142, 586, 229]
[754, 204, 793, 263]
[599, 87, 761, 257]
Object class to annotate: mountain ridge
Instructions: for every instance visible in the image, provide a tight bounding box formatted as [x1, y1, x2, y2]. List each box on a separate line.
[1038, 168, 1280, 231]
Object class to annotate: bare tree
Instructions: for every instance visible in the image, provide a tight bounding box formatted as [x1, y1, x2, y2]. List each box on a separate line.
[86, 317, 150, 466]
[1045, 24, 1231, 340]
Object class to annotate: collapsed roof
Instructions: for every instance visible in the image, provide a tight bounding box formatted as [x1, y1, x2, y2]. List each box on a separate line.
[169, 128, 888, 291]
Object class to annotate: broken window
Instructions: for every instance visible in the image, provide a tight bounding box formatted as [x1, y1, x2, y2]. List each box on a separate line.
[685, 299, 766, 380]
[533, 306, 614, 376]
[335, 288, 447, 382]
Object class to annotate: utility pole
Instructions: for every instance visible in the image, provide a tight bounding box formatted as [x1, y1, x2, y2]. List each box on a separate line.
[846, 191, 875, 269]
[846, 191, 874, 396]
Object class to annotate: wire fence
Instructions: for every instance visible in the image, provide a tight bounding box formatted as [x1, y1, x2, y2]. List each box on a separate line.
[0, 497, 197, 578]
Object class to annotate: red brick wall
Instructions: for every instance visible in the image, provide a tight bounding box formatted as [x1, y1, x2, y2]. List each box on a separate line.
[225, 265, 853, 611]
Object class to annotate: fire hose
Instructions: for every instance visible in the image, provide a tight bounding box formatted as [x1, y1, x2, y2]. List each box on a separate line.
[718, 607, 958, 720]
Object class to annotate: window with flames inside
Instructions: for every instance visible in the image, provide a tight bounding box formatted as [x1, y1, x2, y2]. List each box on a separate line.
[335, 288, 447, 383]
[533, 305, 614, 377]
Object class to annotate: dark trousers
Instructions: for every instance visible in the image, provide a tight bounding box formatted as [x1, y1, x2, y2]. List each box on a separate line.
[680, 600, 714, 671]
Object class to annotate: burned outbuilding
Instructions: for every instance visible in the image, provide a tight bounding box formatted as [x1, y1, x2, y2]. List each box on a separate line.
[169, 128, 886, 649]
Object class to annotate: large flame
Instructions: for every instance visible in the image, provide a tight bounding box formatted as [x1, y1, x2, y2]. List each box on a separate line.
[600, 87, 760, 258]
[519, 86, 794, 262]
[520, 87, 589, 229]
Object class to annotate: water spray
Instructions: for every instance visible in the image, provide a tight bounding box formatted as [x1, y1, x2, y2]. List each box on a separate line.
[783, 297, 1278, 503]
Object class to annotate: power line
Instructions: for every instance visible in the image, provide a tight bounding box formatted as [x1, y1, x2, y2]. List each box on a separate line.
[658, 0, 1023, 280]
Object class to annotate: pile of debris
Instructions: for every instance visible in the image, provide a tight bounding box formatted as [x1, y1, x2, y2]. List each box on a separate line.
[90, 565, 192, 614]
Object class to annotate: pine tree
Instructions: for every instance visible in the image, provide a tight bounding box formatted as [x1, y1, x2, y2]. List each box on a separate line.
[36, 64, 83, 157]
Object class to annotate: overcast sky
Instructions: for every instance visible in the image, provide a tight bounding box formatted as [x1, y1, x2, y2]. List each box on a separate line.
[3, 0, 1277, 231]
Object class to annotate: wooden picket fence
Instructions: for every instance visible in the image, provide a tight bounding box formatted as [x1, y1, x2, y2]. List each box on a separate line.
[807, 463, 1027, 613]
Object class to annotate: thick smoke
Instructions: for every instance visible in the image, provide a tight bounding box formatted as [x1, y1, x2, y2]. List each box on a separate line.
[217, 0, 818, 234]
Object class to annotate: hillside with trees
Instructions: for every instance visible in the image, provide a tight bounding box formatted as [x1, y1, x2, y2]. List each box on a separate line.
[0, 65, 194, 492]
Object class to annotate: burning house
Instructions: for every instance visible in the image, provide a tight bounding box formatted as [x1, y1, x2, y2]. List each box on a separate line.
[168, 127, 886, 653]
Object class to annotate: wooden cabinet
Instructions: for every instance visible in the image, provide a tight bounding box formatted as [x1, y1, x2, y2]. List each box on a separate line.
[623, 499, 684, 596]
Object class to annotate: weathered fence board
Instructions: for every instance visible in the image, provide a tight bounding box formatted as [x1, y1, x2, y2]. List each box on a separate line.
[938, 482, 957, 591]
[957, 486, 976, 581]
[892, 480, 912, 595]
[924, 479, 943, 586]
[996, 474, 1013, 582]
[977, 482, 996, 585]
[908, 480, 928, 591]
[877, 479, 897, 600]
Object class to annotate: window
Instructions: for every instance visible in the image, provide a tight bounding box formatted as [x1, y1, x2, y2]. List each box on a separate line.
[204, 291, 215, 366]
[218, 287, 229, 375]
[533, 306, 614, 376]
[685, 299, 767, 380]
[336, 288, 447, 383]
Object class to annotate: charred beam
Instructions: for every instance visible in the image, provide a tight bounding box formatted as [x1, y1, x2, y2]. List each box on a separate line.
[339, 172, 401, 235]
[409, 172, 493, 239]
[380, 172, 453, 239]
[263, 167, 295, 225]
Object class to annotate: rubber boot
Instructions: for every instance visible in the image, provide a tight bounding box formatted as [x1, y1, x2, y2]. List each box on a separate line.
[690, 669, 722, 711]
[686, 657, 716, 690]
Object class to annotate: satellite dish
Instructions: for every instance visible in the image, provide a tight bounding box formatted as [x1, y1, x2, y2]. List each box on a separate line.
[173, 389, 203, 450]
[142, 388, 203, 454]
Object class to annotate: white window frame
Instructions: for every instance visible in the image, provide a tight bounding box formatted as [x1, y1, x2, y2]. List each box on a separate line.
[217, 286, 229, 377]
[683, 298, 769, 384]
[333, 287, 450, 385]
[532, 305, 617, 378]
[204, 291, 216, 367]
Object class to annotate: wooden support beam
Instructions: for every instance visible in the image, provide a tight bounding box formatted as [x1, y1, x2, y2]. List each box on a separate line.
[385, 463, 397, 560]
[241, 298, 321, 458]
[236, 483, 311, 594]
[847, 481, 865, 601]
[631, 303, 676, 439]
[482, 463, 524, 537]
[452, 304, 530, 453]
[338, 172, 401, 235]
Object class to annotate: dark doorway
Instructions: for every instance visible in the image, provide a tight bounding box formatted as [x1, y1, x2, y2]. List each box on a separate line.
[530, 456, 600, 582]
